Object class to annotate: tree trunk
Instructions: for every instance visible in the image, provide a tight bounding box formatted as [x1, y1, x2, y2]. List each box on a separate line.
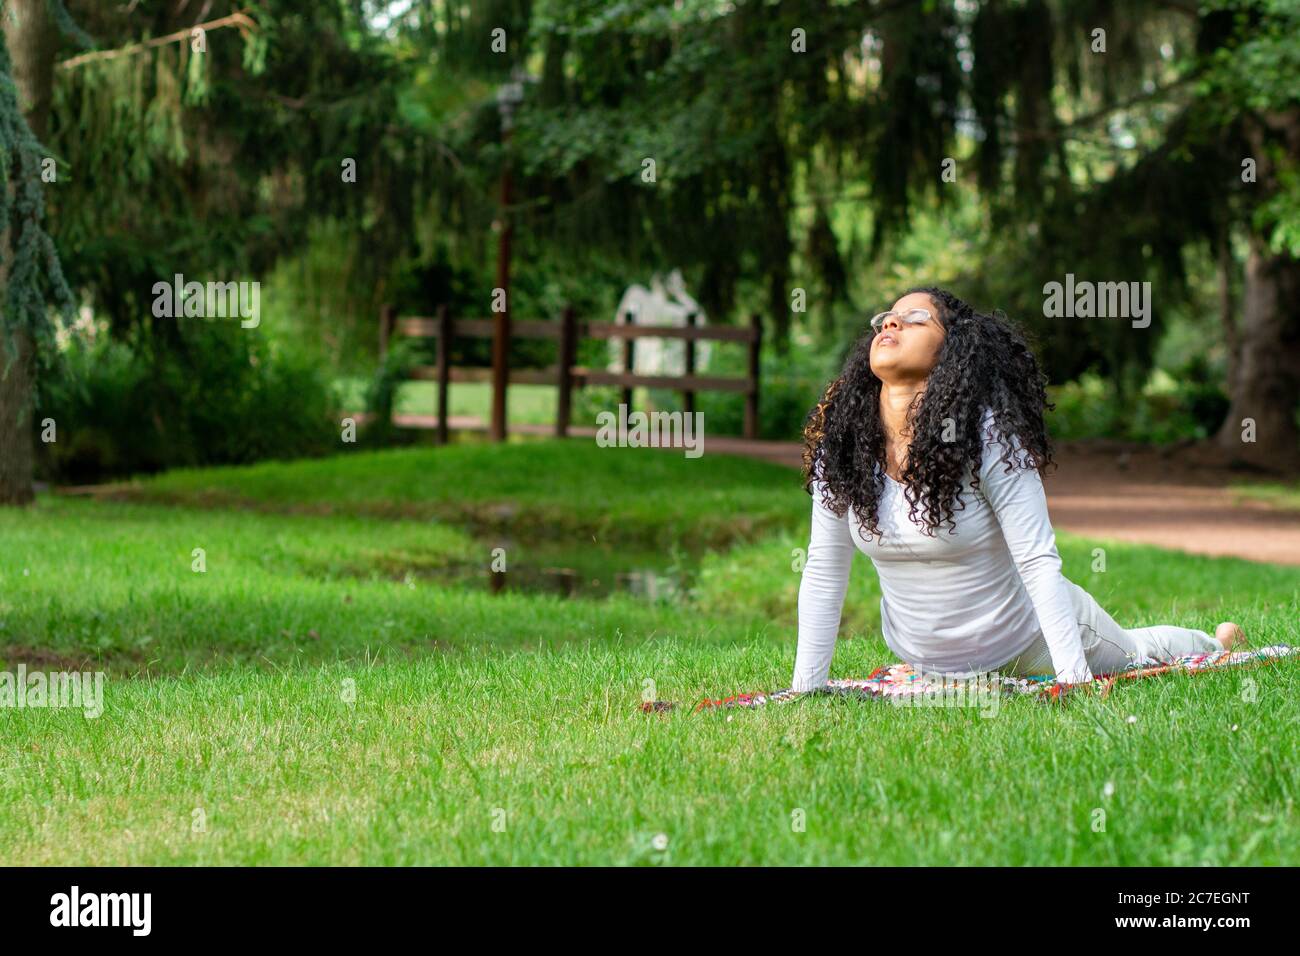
[0, 0, 58, 505]
[1216, 231, 1239, 405]
[0, 328, 35, 504]
[1215, 106, 1300, 472]
[1215, 234, 1300, 471]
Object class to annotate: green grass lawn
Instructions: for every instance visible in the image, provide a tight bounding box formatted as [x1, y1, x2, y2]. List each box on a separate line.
[117, 439, 804, 549]
[1232, 481, 1300, 513]
[2, 440, 1297, 864]
[337, 378, 561, 425]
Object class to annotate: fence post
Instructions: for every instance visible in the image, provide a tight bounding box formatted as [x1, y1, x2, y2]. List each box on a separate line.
[379, 304, 395, 361]
[683, 311, 697, 419]
[621, 309, 636, 413]
[491, 300, 510, 442]
[745, 313, 762, 440]
[556, 305, 576, 438]
[436, 304, 451, 445]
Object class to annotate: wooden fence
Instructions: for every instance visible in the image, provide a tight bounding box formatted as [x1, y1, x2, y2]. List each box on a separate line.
[378, 305, 763, 441]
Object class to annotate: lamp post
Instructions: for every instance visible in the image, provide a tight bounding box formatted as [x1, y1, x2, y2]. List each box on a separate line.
[491, 73, 526, 442]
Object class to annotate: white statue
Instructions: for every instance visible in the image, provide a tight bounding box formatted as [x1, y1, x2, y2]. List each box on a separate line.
[608, 269, 712, 376]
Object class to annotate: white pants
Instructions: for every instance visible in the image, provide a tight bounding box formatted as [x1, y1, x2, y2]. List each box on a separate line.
[999, 579, 1220, 677]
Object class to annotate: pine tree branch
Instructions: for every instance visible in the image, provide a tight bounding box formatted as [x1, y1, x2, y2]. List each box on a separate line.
[55, 10, 256, 71]
[1011, 74, 1200, 143]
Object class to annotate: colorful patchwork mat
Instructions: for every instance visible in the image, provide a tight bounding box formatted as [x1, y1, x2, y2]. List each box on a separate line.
[640, 645, 1299, 713]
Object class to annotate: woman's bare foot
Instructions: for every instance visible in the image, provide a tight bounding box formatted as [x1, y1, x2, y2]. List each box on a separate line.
[1214, 621, 1247, 652]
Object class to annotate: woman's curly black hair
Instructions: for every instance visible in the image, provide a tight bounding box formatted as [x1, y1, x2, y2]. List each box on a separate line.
[800, 287, 1056, 539]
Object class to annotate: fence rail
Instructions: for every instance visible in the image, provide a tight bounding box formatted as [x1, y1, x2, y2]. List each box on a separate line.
[378, 305, 763, 441]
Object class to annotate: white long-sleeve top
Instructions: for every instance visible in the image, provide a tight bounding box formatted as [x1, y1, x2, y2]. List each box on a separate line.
[792, 409, 1093, 690]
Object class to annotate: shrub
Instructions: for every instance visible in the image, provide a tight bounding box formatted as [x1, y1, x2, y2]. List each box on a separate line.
[1046, 368, 1230, 445]
[36, 323, 343, 483]
[359, 338, 423, 447]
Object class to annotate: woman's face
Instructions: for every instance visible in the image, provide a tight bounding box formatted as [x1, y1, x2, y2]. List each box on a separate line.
[869, 292, 947, 384]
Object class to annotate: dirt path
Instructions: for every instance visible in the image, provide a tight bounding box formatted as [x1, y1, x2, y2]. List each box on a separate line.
[1040, 442, 1300, 566]
[516, 422, 1300, 567]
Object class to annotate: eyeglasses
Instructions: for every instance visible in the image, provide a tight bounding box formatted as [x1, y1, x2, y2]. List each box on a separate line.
[870, 308, 935, 333]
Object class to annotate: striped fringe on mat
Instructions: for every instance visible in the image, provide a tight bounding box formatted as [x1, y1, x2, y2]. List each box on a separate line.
[640, 645, 1299, 714]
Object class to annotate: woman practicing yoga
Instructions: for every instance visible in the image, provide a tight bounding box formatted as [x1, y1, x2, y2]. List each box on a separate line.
[792, 287, 1245, 692]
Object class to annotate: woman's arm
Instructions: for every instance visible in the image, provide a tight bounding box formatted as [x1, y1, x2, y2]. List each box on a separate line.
[979, 424, 1094, 684]
[791, 480, 856, 691]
